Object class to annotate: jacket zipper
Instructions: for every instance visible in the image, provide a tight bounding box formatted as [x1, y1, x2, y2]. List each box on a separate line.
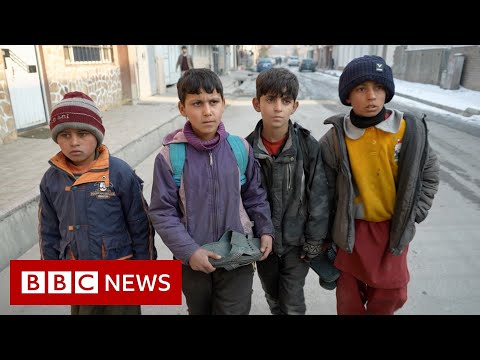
[209, 151, 218, 237]
[287, 162, 292, 190]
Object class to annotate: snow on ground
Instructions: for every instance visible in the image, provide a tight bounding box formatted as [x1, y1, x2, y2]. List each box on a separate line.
[321, 69, 480, 126]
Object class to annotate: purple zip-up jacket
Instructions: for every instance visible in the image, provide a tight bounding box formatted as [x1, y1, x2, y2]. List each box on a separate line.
[149, 123, 274, 264]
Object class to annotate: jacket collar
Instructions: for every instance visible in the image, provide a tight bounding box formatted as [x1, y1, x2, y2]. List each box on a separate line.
[253, 119, 296, 157]
[344, 108, 404, 140]
[49, 144, 111, 186]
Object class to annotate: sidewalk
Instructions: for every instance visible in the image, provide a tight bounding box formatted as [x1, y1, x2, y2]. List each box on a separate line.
[0, 74, 236, 216]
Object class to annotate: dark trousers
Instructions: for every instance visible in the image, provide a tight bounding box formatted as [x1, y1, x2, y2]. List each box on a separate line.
[256, 246, 310, 315]
[336, 271, 408, 315]
[182, 263, 254, 315]
[71, 305, 141, 315]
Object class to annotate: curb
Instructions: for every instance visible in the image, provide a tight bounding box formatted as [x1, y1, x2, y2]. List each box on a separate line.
[395, 92, 465, 116]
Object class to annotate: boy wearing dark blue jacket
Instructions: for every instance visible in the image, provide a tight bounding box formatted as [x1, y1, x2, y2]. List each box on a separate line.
[39, 91, 157, 315]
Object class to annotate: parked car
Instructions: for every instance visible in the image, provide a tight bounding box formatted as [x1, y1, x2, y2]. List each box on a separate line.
[287, 56, 300, 67]
[299, 58, 316, 72]
[257, 58, 274, 72]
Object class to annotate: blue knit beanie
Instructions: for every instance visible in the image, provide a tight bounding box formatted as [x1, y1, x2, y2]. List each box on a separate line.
[338, 55, 395, 106]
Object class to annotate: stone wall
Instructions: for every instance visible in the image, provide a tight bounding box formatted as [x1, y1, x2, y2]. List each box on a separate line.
[0, 55, 16, 145]
[41, 46, 123, 111]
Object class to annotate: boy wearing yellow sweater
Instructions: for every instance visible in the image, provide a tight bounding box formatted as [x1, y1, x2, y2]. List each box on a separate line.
[319, 55, 440, 314]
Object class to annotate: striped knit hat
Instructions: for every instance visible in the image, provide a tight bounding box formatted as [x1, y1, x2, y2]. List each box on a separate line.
[338, 55, 395, 106]
[49, 91, 105, 144]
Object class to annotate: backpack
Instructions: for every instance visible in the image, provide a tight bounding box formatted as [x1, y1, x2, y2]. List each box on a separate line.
[169, 135, 248, 187]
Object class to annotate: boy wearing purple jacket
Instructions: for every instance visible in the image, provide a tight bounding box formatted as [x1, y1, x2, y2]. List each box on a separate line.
[149, 68, 274, 315]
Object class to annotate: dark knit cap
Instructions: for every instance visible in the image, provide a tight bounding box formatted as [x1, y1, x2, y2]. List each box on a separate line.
[50, 91, 105, 144]
[338, 55, 395, 106]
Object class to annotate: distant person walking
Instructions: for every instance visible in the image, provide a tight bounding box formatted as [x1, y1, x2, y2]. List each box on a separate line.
[176, 46, 194, 76]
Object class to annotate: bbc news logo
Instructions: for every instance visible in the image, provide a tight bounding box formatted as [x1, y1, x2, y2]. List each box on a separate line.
[10, 260, 182, 305]
[22, 271, 100, 294]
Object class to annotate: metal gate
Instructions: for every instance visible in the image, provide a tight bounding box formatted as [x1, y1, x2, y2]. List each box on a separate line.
[136, 45, 158, 98]
[165, 45, 181, 86]
[1, 45, 47, 130]
[212, 45, 219, 74]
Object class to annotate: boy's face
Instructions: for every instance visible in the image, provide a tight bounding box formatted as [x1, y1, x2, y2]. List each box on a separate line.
[346, 80, 386, 117]
[252, 93, 298, 131]
[178, 89, 225, 141]
[56, 128, 98, 167]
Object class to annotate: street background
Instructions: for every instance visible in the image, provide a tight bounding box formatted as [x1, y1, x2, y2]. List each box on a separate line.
[1, 67, 479, 315]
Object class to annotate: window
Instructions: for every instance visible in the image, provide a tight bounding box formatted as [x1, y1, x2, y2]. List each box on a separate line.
[64, 45, 114, 64]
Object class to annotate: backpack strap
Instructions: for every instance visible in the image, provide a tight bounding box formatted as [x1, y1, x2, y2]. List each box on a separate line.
[226, 135, 247, 186]
[169, 136, 248, 187]
[169, 143, 186, 187]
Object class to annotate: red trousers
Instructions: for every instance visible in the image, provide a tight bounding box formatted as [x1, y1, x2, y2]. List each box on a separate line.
[335, 219, 409, 315]
[336, 271, 407, 315]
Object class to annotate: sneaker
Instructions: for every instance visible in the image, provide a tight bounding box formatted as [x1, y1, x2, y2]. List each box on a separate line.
[309, 245, 340, 290]
[319, 278, 337, 290]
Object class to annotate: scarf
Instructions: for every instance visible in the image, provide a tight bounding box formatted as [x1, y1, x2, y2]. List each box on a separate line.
[349, 106, 386, 129]
[183, 121, 228, 151]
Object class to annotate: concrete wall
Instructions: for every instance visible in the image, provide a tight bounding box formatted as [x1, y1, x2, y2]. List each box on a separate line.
[393, 46, 446, 85]
[406, 47, 445, 85]
[0, 54, 16, 145]
[191, 45, 212, 70]
[41, 46, 123, 111]
[331, 45, 397, 70]
[393, 45, 480, 91]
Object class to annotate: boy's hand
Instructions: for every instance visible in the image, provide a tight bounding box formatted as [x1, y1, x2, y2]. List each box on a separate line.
[258, 235, 273, 261]
[189, 248, 221, 274]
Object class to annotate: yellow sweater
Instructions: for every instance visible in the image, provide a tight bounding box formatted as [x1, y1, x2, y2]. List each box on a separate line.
[346, 118, 406, 222]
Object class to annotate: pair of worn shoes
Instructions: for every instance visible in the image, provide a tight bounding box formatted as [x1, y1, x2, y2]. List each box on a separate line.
[309, 245, 340, 290]
[201, 230, 263, 271]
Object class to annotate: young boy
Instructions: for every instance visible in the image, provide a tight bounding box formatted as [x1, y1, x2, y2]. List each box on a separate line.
[39, 91, 157, 315]
[149, 68, 274, 315]
[246, 67, 330, 315]
[319, 55, 440, 315]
